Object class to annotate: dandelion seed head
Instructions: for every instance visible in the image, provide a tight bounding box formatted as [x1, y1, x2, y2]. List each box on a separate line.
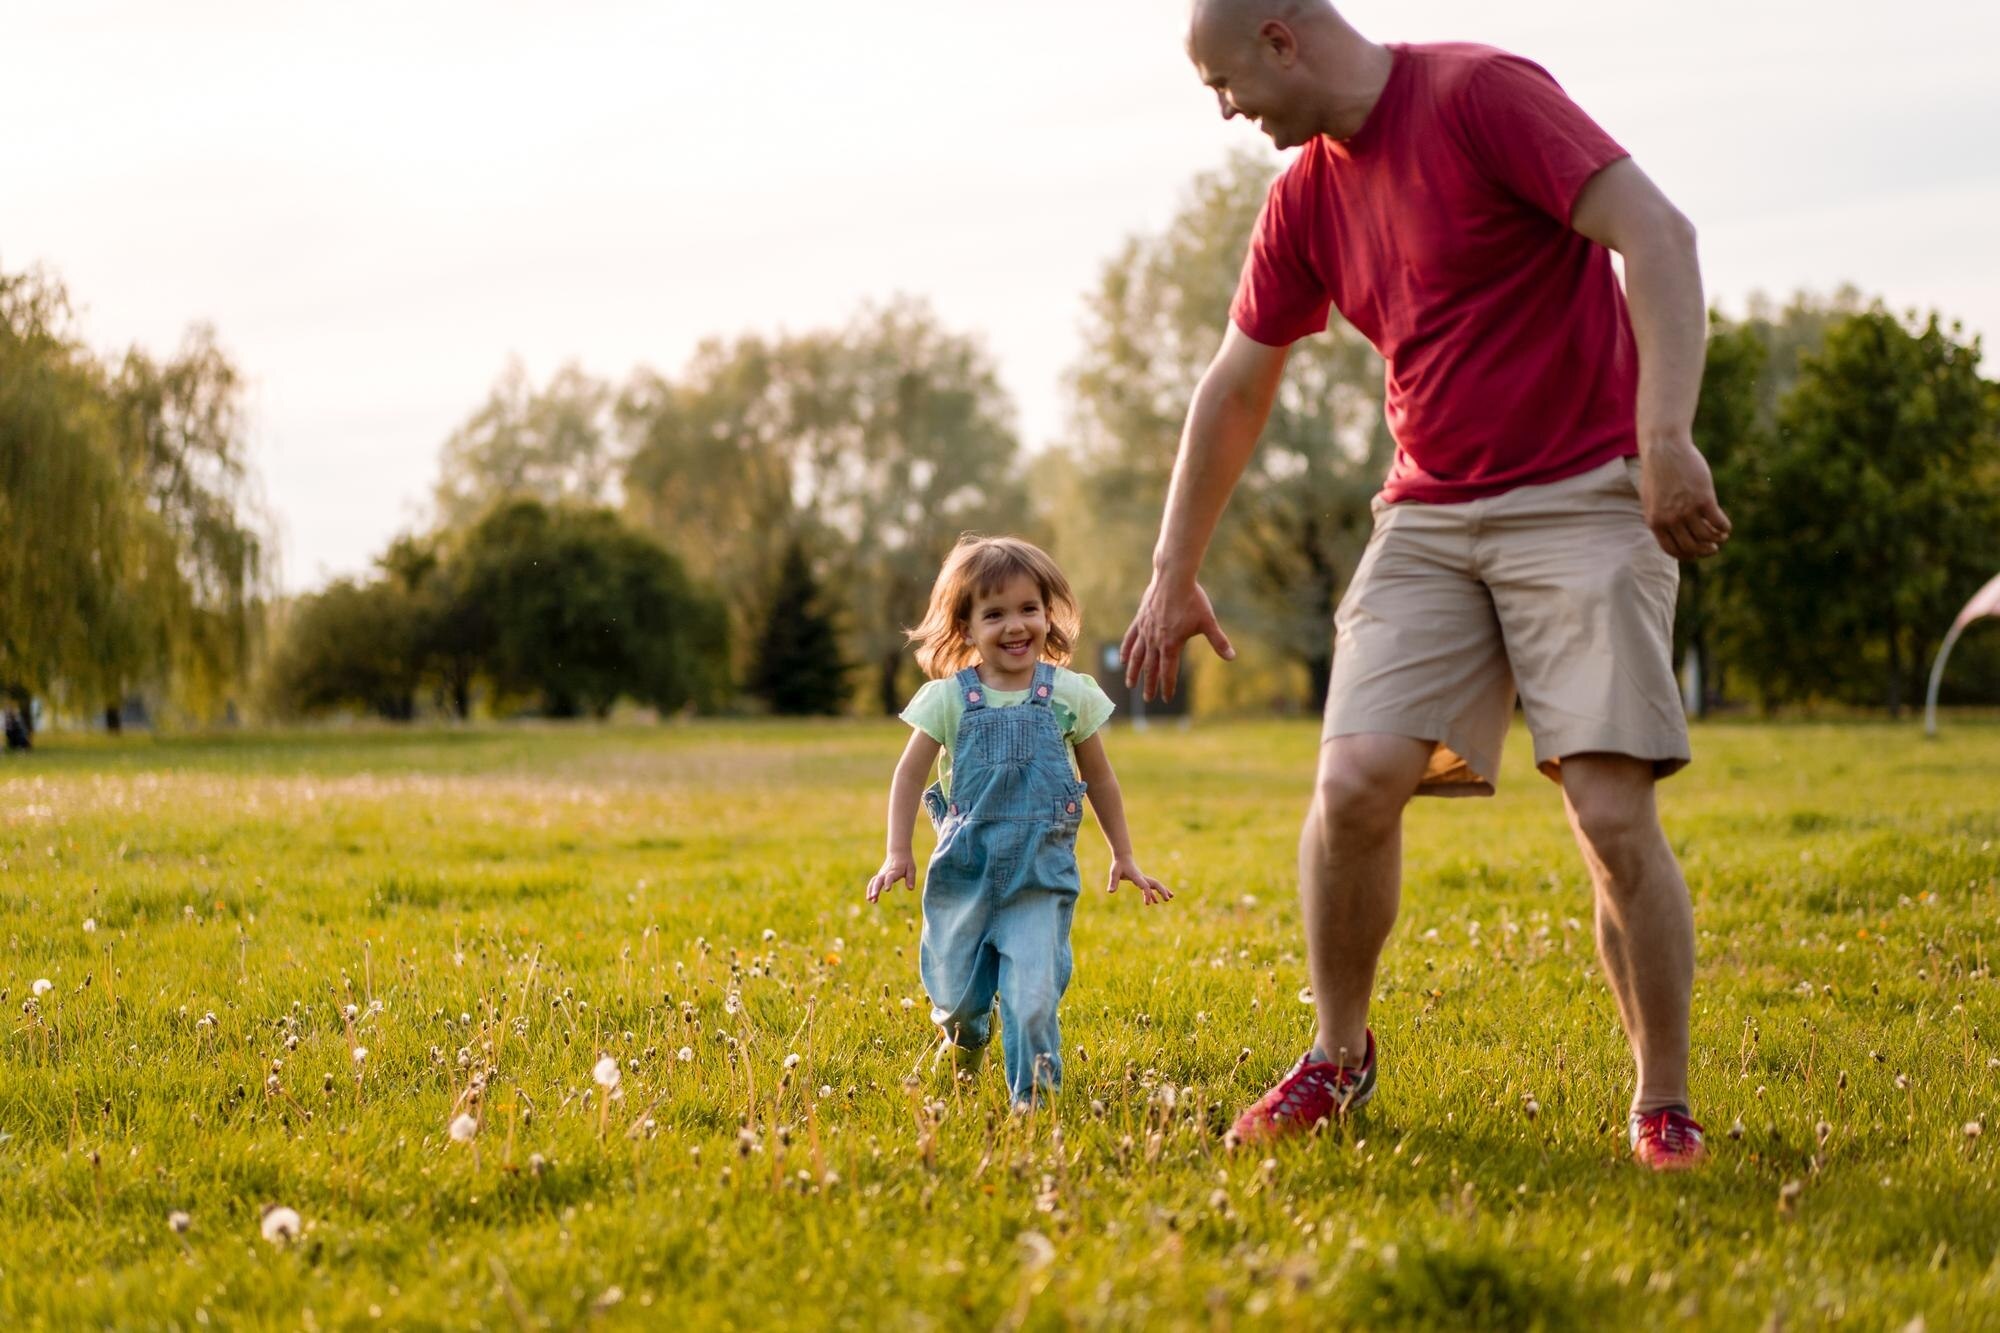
[592, 1055, 621, 1089]
[82, 919, 97, 933]
[168, 1209, 192, 1233]
[260, 1205, 302, 1245]
[351, 1046, 368, 1064]
[31, 979, 53, 998]
[677, 1046, 694, 1062]
[449, 1113, 478, 1142]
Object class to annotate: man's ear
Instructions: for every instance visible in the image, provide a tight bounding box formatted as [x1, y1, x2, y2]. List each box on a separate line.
[1259, 19, 1299, 66]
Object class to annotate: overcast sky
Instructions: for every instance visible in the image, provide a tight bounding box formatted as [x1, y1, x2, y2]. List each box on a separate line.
[7, 0, 1996, 592]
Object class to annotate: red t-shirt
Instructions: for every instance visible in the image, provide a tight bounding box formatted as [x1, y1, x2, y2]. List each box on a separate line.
[1229, 43, 1637, 503]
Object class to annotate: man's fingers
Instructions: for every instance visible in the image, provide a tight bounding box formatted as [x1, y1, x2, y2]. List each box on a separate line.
[1157, 643, 1183, 701]
[1120, 624, 1143, 688]
[1204, 620, 1236, 662]
[1700, 501, 1732, 539]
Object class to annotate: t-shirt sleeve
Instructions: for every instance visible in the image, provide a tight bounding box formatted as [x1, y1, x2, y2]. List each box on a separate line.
[898, 679, 955, 746]
[1059, 671, 1116, 744]
[1454, 54, 1628, 227]
[1227, 169, 1334, 347]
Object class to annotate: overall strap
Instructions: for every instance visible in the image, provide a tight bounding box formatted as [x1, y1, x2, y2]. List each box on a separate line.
[1027, 661, 1057, 706]
[955, 666, 989, 711]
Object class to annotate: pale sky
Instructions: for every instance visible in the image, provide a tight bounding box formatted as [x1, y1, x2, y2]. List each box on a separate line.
[7, 1, 1996, 592]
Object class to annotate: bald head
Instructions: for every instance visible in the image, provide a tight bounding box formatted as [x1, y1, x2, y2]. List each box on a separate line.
[1187, 0, 1336, 55]
[1185, 0, 1382, 149]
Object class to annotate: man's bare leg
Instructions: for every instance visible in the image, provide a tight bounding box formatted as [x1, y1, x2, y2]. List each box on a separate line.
[1300, 733, 1434, 1065]
[1558, 752, 1695, 1114]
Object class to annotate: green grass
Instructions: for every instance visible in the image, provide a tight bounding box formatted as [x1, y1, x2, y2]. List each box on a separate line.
[3, 718, 1998, 1330]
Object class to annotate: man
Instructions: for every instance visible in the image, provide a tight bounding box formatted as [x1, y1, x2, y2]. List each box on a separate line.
[1120, 0, 1730, 1170]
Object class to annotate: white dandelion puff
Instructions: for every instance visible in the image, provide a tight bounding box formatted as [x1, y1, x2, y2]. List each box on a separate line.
[260, 1205, 302, 1245]
[592, 1055, 621, 1089]
[82, 919, 98, 934]
[677, 1046, 694, 1063]
[762, 928, 777, 943]
[783, 1053, 801, 1071]
[32, 979, 53, 998]
[167, 1210, 192, 1234]
[449, 1113, 478, 1142]
[351, 1046, 368, 1064]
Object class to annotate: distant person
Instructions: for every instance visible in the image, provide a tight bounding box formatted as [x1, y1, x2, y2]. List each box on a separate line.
[868, 535, 1173, 1107]
[1120, 0, 1730, 1169]
[3, 705, 29, 752]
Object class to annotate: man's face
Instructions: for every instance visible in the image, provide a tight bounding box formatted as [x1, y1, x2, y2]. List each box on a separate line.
[1190, 21, 1306, 149]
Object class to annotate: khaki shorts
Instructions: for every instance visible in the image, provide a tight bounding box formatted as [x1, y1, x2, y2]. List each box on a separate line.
[1324, 456, 1689, 795]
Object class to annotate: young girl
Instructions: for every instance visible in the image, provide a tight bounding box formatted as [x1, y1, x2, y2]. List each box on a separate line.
[867, 535, 1172, 1106]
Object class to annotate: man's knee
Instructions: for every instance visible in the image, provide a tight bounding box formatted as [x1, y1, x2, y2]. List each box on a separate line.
[1565, 761, 1666, 883]
[1313, 737, 1428, 838]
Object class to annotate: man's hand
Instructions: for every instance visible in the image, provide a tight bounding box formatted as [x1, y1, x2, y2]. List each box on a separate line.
[1120, 574, 1236, 702]
[867, 850, 916, 903]
[1639, 434, 1731, 561]
[1106, 855, 1173, 905]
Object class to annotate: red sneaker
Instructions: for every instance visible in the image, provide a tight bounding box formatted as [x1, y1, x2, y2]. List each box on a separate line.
[1229, 1031, 1377, 1147]
[1629, 1107, 1707, 1171]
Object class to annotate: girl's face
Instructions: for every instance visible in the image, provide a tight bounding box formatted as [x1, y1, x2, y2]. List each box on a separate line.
[963, 573, 1049, 681]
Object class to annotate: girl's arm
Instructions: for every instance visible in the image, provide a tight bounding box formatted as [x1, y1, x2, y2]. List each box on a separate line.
[1073, 733, 1172, 906]
[867, 729, 943, 903]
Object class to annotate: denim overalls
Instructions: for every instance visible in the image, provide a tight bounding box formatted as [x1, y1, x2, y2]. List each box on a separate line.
[920, 660, 1088, 1102]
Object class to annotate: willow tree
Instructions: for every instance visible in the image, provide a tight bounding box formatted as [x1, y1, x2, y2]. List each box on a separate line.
[0, 268, 265, 721]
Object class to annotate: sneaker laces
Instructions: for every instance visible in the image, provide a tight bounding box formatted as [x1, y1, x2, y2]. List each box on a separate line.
[1635, 1108, 1701, 1152]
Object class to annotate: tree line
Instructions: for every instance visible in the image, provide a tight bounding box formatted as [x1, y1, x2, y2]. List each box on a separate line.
[6, 150, 1998, 728]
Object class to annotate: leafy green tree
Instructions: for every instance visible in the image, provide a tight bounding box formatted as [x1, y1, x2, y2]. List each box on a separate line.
[1729, 308, 2000, 712]
[619, 337, 804, 681]
[265, 579, 423, 720]
[0, 270, 127, 724]
[456, 500, 728, 717]
[748, 538, 849, 715]
[0, 269, 265, 725]
[434, 360, 615, 530]
[807, 300, 1029, 714]
[1065, 148, 1388, 709]
[620, 301, 1028, 713]
[1677, 316, 1769, 714]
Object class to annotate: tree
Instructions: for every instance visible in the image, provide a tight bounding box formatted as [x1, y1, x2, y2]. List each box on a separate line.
[621, 301, 1029, 714]
[619, 336, 804, 681]
[455, 500, 729, 717]
[0, 268, 266, 725]
[434, 360, 615, 530]
[748, 538, 850, 715]
[1676, 315, 1769, 714]
[0, 270, 127, 724]
[1065, 148, 1389, 709]
[807, 300, 1030, 715]
[264, 579, 423, 720]
[1728, 307, 2000, 713]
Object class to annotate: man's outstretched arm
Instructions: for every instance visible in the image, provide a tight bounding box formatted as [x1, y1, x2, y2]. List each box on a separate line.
[1571, 156, 1730, 562]
[1121, 323, 1290, 701]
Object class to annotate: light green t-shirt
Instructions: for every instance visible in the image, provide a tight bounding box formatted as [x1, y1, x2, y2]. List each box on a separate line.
[899, 666, 1116, 797]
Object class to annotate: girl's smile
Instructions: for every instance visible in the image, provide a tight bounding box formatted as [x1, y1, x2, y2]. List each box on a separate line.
[965, 573, 1049, 689]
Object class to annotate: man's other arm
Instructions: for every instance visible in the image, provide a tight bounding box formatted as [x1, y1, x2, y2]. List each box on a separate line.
[1120, 324, 1289, 700]
[1571, 157, 1730, 561]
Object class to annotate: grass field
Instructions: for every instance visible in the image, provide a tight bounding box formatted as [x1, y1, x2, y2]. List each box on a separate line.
[3, 718, 1998, 1330]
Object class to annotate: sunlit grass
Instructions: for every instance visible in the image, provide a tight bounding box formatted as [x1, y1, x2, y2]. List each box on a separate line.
[2, 718, 1997, 1328]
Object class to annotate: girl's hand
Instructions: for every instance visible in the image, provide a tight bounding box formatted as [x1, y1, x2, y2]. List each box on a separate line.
[1106, 856, 1173, 905]
[868, 851, 917, 904]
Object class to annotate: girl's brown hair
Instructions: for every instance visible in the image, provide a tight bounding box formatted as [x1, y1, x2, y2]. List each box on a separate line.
[907, 535, 1082, 679]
